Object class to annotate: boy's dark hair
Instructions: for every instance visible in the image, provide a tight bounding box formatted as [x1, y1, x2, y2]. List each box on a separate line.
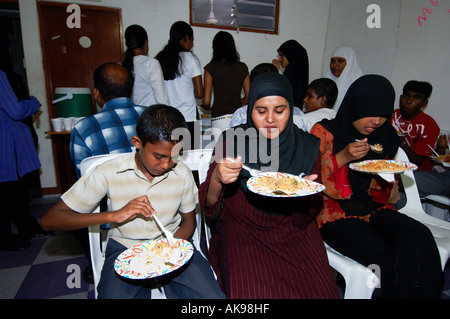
[136, 104, 188, 146]
[402, 80, 433, 99]
[93, 62, 134, 101]
[250, 63, 278, 82]
[308, 78, 338, 108]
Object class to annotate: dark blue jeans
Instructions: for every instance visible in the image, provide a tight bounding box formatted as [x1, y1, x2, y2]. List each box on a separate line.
[97, 239, 225, 299]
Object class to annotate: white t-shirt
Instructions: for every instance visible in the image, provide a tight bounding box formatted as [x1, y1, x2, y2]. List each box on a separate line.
[164, 52, 203, 122]
[132, 55, 169, 107]
[304, 108, 336, 131]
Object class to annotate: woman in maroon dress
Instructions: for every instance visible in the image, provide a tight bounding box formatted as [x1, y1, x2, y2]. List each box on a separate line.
[199, 72, 339, 298]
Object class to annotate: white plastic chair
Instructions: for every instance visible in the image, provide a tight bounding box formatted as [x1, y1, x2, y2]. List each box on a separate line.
[326, 149, 450, 298]
[196, 149, 214, 251]
[181, 149, 214, 254]
[325, 245, 380, 299]
[79, 153, 166, 299]
[424, 194, 450, 207]
[396, 148, 450, 270]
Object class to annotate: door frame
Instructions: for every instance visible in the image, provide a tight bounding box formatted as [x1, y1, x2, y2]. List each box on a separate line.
[37, 1, 124, 120]
[37, 1, 123, 193]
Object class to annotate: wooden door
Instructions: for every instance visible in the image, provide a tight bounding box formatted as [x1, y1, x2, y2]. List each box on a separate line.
[38, 2, 123, 193]
[39, 2, 124, 118]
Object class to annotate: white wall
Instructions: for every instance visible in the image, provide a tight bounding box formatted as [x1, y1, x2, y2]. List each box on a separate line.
[390, 0, 450, 132]
[323, 0, 402, 79]
[19, 0, 331, 190]
[323, 0, 450, 131]
[19, 0, 450, 192]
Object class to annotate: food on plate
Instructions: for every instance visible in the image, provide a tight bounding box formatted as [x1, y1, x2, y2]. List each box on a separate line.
[254, 175, 311, 194]
[115, 238, 194, 279]
[436, 154, 450, 163]
[355, 160, 409, 172]
[372, 143, 383, 152]
[130, 240, 180, 274]
[432, 154, 450, 166]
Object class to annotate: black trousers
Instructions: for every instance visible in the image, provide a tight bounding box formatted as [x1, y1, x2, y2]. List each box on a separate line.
[0, 178, 42, 241]
[320, 210, 444, 298]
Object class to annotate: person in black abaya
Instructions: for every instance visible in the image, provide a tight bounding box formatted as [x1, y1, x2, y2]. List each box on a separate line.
[199, 72, 339, 298]
[272, 39, 309, 107]
[310, 74, 444, 298]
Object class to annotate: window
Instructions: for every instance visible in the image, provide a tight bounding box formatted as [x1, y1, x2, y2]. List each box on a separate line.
[190, 0, 279, 34]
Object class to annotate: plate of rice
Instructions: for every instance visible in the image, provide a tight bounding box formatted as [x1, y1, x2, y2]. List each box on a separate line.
[246, 172, 325, 197]
[114, 238, 193, 279]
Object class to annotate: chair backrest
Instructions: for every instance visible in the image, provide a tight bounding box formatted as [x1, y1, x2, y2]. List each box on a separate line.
[198, 149, 214, 184]
[395, 148, 450, 270]
[197, 149, 214, 252]
[181, 149, 214, 255]
[394, 148, 427, 211]
[80, 152, 130, 176]
[181, 149, 214, 173]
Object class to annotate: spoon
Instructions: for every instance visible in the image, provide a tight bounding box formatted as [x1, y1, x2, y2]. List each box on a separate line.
[355, 139, 383, 153]
[271, 190, 290, 196]
[427, 144, 439, 157]
[225, 158, 263, 177]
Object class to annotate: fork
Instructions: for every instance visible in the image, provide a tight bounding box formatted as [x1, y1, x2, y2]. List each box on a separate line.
[225, 158, 263, 177]
[355, 139, 383, 153]
[152, 214, 175, 247]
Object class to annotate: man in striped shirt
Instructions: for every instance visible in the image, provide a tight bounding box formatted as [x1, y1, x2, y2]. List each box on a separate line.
[70, 63, 146, 177]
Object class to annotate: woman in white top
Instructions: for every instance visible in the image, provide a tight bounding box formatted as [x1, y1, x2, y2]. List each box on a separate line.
[325, 46, 363, 112]
[156, 21, 203, 149]
[122, 25, 168, 107]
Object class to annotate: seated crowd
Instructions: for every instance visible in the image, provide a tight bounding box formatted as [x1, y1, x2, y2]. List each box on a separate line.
[3, 20, 447, 299]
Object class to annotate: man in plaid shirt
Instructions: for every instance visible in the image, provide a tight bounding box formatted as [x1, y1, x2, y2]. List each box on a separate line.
[70, 63, 146, 177]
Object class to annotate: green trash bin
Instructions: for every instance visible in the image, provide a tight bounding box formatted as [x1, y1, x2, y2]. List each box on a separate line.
[53, 87, 93, 117]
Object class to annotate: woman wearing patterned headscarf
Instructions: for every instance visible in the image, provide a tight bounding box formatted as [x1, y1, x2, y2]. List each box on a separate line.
[325, 46, 364, 111]
[199, 72, 339, 299]
[311, 74, 443, 298]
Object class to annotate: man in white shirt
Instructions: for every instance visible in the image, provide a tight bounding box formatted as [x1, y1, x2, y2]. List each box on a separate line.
[303, 78, 338, 131]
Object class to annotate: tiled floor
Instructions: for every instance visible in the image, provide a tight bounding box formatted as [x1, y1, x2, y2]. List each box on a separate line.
[1, 194, 449, 299]
[0, 195, 95, 299]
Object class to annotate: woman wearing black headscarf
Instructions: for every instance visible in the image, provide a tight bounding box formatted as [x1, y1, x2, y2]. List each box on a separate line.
[310, 74, 443, 298]
[272, 39, 309, 107]
[199, 72, 339, 298]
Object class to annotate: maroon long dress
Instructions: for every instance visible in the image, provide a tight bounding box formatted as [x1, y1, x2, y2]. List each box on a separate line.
[199, 159, 340, 299]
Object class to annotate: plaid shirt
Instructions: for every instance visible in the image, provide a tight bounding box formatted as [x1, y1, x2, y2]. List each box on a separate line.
[70, 97, 146, 177]
[0, 71, 41, 182]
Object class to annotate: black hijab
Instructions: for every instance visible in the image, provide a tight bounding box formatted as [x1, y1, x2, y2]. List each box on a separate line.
[319, 74, 400, 215]
[217, 72, 320, 216]
[277, 40, 309, 106]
